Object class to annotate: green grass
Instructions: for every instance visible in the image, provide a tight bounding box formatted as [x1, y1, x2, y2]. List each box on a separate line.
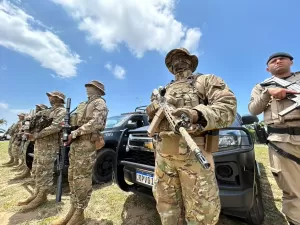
[0, 141, 288, 225]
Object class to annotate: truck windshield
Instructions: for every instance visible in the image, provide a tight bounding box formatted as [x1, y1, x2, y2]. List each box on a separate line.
[105, 115, 130, 128]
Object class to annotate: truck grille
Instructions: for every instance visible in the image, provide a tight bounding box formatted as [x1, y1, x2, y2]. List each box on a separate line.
[124, 150, 155, 166]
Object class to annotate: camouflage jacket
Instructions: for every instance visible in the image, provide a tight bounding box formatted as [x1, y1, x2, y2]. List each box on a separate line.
[71, 97, 108, 138]
[36, 105, 66, 139]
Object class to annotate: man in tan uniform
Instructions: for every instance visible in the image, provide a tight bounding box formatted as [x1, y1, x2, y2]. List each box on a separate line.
[51, 81, 108, 225]
[18, 92, 66, 212]
[146, 48, 237, 225]
[248, 52, 300, 225]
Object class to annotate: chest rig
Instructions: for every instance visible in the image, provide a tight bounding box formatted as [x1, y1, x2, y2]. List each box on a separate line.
[263, 72, 300, 126]
[158, 74, 207, 132]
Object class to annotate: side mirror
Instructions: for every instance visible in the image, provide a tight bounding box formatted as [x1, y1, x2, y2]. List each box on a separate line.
[241, 115, 259, 125]
[125, 121, 137, 130]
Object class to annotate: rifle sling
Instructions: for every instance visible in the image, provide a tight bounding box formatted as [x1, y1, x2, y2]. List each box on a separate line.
[267, 141, 300, 165]
[267, 126, 300, 135]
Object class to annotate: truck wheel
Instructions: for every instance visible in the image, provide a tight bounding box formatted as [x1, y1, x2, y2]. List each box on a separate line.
[246, 162, 265, 225]
[92, 148, 116, 184]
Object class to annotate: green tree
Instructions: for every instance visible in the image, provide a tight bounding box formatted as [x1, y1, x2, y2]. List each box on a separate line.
[0, 119, 7, 126]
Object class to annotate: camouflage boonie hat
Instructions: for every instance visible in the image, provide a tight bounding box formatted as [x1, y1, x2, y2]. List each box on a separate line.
[35, 104, 48, 110]
[85, 80, 105, 95]
[165, 47, 198, 74]
[17, 113, 25, 117]
[46, 91, 66, 103]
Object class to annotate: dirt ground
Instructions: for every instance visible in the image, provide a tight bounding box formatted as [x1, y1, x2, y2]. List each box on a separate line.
[0, 141, 289, 225]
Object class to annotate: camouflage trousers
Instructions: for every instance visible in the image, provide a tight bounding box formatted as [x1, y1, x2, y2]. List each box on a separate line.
[68, 134, 96, 209]
[7, 139, 13, 158]
[34, 134, 60, 189]
[11, 140, 21, 162]
[269, 142, 300, 225]
[31, 147, 38, 179]
[19, 140, 30, 165]
[153, 151, 221, 225]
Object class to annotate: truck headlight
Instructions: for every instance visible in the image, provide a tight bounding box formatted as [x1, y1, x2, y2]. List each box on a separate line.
[218, 130, 242, 150]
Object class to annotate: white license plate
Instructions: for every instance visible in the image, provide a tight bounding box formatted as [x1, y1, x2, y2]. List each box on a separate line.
[136, 170, 154, 187]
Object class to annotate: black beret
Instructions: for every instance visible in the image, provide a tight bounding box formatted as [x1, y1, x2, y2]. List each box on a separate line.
[267, 52, 293, 64]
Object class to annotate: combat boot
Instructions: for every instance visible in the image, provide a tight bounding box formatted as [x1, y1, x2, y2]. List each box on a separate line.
[2, 157, 14, 165]
[50, 205, 76, 225]
[5, 158, 18, 167]
[13, 168, 31, 180]
[19, 188, 48, 212]
[17, 187, 40, 206]
[66, 209, 85, 225]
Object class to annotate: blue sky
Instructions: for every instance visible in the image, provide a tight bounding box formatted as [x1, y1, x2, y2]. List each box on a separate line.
[0, 0, 299, 129]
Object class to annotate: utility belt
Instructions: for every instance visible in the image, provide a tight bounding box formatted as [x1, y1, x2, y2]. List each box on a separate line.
[267, 126, 300, 135]
[267, 141, 300, 165]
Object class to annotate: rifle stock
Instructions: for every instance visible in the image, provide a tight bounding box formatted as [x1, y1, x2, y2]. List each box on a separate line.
[56, 98, 71, 203]
[147, 88, 211, 169]
[260, 76, 300, 116]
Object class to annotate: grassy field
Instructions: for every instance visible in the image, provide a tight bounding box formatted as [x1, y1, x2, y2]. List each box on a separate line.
[0, 141, 289, 225]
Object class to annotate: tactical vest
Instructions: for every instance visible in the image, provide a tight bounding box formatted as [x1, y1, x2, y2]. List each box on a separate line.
[70, 97, 106, 127]
[70, 101, 87, 127]
[158, 74, 206, 136]
[263, 72, 300, 125]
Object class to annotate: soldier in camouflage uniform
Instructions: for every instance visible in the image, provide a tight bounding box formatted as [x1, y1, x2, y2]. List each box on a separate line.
[18, 92, 66, 212]
[13, 104, 48, 180]
[30, 104, 49, 180]
[51, 81, 108, 225]
[2, 123, 16, 166]
[146, 48, 237, 225]
[9, 113, 25, 167]
[248, 52, 300, 225]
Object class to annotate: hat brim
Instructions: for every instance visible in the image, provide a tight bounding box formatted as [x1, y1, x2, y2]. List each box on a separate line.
[85, 83, 106, 96]
[165, 49, 198, 74]
[46, 92, 65, 103]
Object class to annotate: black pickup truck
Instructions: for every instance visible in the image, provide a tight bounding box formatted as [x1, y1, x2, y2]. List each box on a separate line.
[25, 106, 149, 183]
[115, 113, 265, 225]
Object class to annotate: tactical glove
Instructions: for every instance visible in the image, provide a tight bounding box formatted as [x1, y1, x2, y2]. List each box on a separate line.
[171, 108, 199, 124]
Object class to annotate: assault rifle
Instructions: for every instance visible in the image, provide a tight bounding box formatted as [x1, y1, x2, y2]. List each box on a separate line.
[147, 87, 211, 169]
[260, 76, 300, 116]
[56, 98, 71, 202]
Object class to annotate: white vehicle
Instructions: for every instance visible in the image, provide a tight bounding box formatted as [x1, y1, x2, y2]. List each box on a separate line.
[0, 129, 11, 141]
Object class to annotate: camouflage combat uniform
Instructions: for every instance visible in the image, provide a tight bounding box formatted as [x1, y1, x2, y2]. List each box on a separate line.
[14, 104, 49, 180]
[18, 92, 66, 212]
[249, 52, 300, 225]
[146, 48, 237, 225]
[30, 104, 50, 180]
[51, 80, 108, 225]
[2, 123, 16, 165]
[10, 114, 25, 167]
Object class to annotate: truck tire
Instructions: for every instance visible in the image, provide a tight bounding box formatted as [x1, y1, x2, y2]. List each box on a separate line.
[92, 148, 116, 184]
[246, 162, 265, 225]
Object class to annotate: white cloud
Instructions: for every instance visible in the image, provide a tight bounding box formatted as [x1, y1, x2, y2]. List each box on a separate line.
[0, 102, 9, 109]
[51, 0, 202, 58]
[104, 62, 126, 79]
[0, 1, 81, 78]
